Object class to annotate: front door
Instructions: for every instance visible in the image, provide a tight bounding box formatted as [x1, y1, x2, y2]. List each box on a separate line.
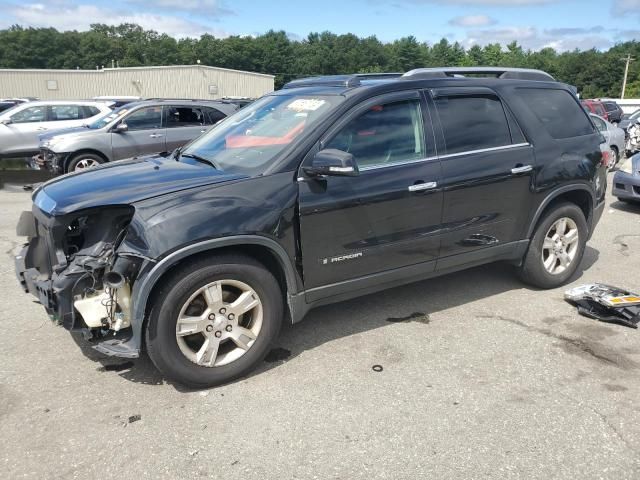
[298, 91, 443, 299]
[111, 105, 166, 160]
[429, 89, 535, 263]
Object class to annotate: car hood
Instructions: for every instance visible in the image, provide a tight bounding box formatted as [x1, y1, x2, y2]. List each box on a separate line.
[35, 155, 247, 216]
[38, 126, 94, 143]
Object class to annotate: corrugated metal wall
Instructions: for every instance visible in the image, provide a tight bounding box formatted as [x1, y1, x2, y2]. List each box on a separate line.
[0, 65, 275, 100]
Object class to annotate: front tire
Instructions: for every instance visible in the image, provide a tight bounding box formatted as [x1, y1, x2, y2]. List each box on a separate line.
[608, 147, 619, 171]
[145, 255, 283, 388]
[518, 202, 588, 289]
[66, 153, 104, 173]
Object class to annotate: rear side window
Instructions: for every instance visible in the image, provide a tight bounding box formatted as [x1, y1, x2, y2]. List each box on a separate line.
[519, 88, 594, 139]
[166, 106, 206, 128]
[204, 107, 227, 125]
[434, 95, 512, 155]
[50, 105, 83, 121]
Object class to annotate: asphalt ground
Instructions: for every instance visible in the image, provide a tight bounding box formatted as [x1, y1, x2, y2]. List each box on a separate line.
[1, 163, 639, 479]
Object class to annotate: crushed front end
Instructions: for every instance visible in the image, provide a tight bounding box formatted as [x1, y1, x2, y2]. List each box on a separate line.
[15, 189, 143, 357]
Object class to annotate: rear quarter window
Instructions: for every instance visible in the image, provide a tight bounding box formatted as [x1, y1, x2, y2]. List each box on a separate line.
[519, 88, 595, 139]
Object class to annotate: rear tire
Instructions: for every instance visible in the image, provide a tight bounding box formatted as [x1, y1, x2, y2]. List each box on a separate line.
[66, 153, 104, 173]
[608, 147, 619, 171]
[145, 255, 283, 388]
[518, 202, 588, 289]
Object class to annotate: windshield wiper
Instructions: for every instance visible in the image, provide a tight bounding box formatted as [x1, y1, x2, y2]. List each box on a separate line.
[179, 152, 218, 169]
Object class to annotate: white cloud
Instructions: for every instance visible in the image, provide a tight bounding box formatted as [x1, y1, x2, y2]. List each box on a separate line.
[5, 3, 230, 38]
[449, 15, 496, 27]
[128, 0, 234, 16]
[461, 26, 613, 51]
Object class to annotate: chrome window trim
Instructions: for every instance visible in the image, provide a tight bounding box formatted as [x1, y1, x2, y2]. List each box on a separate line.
[438, 142, 531, 160]
[359, 155, 439, 172]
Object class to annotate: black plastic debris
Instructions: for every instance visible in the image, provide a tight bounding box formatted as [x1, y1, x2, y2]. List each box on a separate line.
[128, 414, 142, 424]
[565, 284, 640, 329]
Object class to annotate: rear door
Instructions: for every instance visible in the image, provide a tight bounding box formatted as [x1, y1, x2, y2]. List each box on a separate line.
[111, 105, 165, 160]
[164, 105, 215, 152]
[298, 91, 443, 297]
[430, 88, 535, 264]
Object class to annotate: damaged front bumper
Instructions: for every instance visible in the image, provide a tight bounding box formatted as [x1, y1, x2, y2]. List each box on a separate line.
[14, 204, 144, 358]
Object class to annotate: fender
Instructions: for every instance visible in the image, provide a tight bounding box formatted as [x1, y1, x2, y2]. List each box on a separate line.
[110, 235, 302, 356]
[526, 183, 596, 239]
[131, 234, 301, 321]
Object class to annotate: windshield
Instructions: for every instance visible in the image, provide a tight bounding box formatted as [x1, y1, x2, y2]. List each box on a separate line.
[182, 94, 343, 175]
[631, 110, 640, 121]
[88, 105, 131, 129]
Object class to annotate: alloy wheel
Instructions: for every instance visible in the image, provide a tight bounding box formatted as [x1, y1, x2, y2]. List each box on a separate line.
[175, 279, 263, 367]
[74, 158, 101, 171]
[541, 217, 580, 275]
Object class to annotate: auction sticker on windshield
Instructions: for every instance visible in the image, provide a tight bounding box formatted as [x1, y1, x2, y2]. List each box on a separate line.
[287, 99, 326, 112]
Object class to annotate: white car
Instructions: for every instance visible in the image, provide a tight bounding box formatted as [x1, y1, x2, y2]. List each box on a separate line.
[0, 101, 113, 158]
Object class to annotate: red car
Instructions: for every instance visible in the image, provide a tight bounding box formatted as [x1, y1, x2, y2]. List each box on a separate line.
[581, 99, 608, 120]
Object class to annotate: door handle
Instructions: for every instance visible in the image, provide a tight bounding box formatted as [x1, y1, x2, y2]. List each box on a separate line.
[408, 181, 437, 192]
[511, 165, 533, 174]
[149, 134, 164, 138]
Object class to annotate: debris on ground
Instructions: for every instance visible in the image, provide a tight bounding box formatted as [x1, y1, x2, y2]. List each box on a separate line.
[565, 284, 640, 329]
[128, 414, 142, 424]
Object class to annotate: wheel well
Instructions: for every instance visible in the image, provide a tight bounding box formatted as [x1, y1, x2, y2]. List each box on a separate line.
[65, 149, 109, 171]
[143, 244, 291, 335]
[536, 189, 593, 232]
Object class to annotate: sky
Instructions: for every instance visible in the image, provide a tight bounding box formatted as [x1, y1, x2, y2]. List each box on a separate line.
[0, 0, 639, 52]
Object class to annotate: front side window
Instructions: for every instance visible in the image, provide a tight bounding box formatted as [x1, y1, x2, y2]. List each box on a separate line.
[183, 94, 343, 175]
[124, 106, 162, 131]
[204, 107, 226, 125]
[166, 106, 207, 128]
[324, 99, 425, 169]
[50, 105, 82, 121]
[11, 106, 46, 123]
[519, 88, 595, 139]
[435, 95, 512, 155]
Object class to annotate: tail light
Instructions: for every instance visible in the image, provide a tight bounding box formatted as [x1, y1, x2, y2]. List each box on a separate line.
[599, 143, 610, 167]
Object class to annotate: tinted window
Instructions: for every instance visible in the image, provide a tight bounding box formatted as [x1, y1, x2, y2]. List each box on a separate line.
[519, 88, 595, 139]
[435, 95, 511, 154]
[166, 106, 207, 128]
[84, 106, 100, 118]
[325, 99, 425, 169]
[11, 106, 46, 123]
[603, 102, 618, 113]
[204, 107, 226, 125]
[50, 105, 83, 121]
[125, 106, 162, 130]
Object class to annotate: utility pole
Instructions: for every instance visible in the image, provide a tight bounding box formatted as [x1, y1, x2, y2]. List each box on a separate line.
[621, 54, 635, 99]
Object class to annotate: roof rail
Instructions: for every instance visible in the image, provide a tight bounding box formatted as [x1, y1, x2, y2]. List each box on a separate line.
[402, 67, 555, 82]
[282, 73, 402, 89]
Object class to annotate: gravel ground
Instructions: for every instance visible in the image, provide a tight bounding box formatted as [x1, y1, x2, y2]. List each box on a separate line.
[1, 164, 639, 480]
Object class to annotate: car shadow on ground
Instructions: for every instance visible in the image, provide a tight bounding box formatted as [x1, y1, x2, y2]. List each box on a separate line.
[609, 199, 640, 214]
[74, 247, 599, 390]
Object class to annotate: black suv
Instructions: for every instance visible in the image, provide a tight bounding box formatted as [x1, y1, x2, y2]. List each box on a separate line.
[602, 100, 624, 124]
[15, 67, 607, 388]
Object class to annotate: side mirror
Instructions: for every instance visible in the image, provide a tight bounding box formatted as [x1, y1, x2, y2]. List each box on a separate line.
[1, 118, 12, 125]
[114, 122, 128, 133]
[303, 149, 359, 177]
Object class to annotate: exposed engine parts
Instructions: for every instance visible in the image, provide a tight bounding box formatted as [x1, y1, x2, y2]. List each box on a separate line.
[626, 122, 640, 156]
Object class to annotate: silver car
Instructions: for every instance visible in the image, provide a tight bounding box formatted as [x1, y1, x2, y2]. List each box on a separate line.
[38, 100, 239, 173]
[0, 101, 112, 158]
[590, 113, 625, 171]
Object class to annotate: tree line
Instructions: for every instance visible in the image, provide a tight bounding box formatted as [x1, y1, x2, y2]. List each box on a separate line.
[1, 24, 639, 98]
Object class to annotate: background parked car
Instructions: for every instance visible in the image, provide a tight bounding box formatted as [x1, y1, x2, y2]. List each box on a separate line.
[601, 100, 624, 124]
[0, 100, 112, 158]
[92, 96, 142, 107]
[590, 113, 625, 170]
[619, 108, 640, 131]
[581, 99, 608, 120]
[38, 99, 240, 173]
